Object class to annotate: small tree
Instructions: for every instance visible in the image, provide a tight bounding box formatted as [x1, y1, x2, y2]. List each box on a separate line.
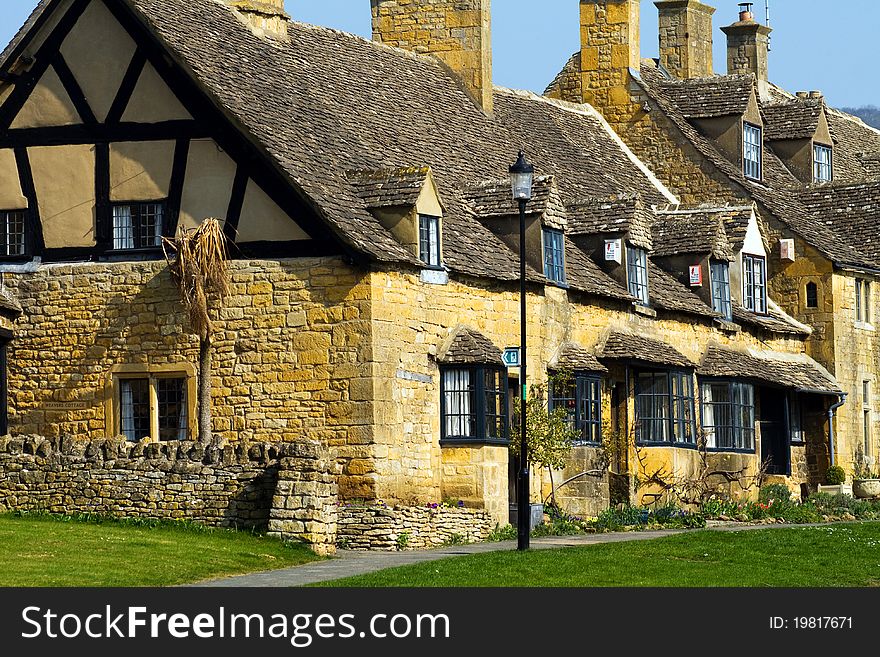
[511, 376, 581, 507]
[162, 218, 230, 443]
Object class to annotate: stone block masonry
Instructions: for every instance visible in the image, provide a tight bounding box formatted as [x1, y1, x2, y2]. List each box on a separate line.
[337, 504, 496, 551]
[0, 435, 337, 554]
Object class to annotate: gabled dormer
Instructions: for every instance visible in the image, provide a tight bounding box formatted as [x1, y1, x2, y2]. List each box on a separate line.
[566, 195, 654, 307]
[763, 95, 834, 184]
[348, 166, 446, 272]
[659, 75, 764, 182]
[729, 204, 770, 315]
[464, 176, 568, 286]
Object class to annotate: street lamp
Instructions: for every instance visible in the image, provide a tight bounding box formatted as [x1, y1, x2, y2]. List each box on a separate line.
[509, 150, 534, 552]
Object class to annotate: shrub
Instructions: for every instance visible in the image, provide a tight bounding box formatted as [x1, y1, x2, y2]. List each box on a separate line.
[759, 484, 794, 506]
[486, 524, 517, 542]
[826, 465, 847, 485]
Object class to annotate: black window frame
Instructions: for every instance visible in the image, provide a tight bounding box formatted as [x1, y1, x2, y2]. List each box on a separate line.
[418, 214, 441, 269]
[549, 372, 603, 445]
[789, 393, 805, 445]
[710, 259, 733, 321]
[440, 364, 509, 445]
[743, 122, 763, 181]
[743, 254, 767, 315]
[542, 227, 566, 285]
[626, 244, 650, 306]
[699, 379, 756, 453]
[111, 200, 166, 251]
[0, 209, 28, 260]
[813, 143, 833, 183]
[635, 369, 697, 447]
[863, 380, 872, 457]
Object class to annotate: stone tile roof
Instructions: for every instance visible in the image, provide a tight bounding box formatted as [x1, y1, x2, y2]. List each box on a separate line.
[826, 108, 880, 183]
[600, 331, 695, 369]
[637, 61, 866, 270]
[732, 303, 811, 337]
[647, 261, 718, 319]
[800, 182, 880, 267]
[563, 237, 634, 303]
[0, 0, 51, 69]
[700, 346, 842, 394]
[550, 342, 608, 373]
[651, 211, 735, 260]
[566, 195, 654, 249]
[117, 0, 674, 292]
[346, 167, 431, 209]
[657, 75, 755, 119]
[762, 99, 824, 141]
[437, 325, 504, 366]
[464, 176, 557, 220]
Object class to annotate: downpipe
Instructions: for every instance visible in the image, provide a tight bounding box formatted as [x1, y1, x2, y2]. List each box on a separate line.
[827, 393, 847, 467]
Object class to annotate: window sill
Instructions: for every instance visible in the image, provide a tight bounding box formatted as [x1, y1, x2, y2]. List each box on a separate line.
[855, 322, 875, 332]
[440, 438, 510, 447]
[420, 268, 449, 286]
[571, 441, 603, 449]
[636, 441, 699, 451]
[633, 304, 657, 318]
[705, 447, 757, 455]
[715, 319, 741, 333]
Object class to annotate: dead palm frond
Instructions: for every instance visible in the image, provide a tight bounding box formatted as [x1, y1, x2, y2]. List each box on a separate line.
[162, 218, 230, 339]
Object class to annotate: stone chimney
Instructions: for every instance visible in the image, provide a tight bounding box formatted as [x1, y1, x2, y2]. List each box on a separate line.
[579, 0, 641, 111]
[370, 0, 493, 114]
[721, 2, 772, 88]
[655, 0, 716, 79]
[225, 0, 290, 39]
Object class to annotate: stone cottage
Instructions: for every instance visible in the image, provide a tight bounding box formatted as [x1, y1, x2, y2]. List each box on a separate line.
[0, 0, 849, 548]
[546, 0, 880, 481]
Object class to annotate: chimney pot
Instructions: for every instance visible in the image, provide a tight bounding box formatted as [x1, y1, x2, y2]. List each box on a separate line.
[738, 2, 754, 22]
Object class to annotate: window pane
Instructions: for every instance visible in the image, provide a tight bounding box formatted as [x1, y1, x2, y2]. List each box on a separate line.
[484, 368, 507, 440]
[542, 229, 566, 284]
[1, 211, 26, 257]
[743, 123, 762, 180]
[443, 369, 475, 438]
[419, 215, 440, 267]
[120, 378, 151, 442]
[627, 246, 649, 305]
[743, 255, 766, 314]
[113, 205, 135, 250]
[814, 144, 832, 183]
[637, 372, 670, 443]
[139, 203, 163, 248]
[710, 261, 732, 320]
[157, 378, 188, 441]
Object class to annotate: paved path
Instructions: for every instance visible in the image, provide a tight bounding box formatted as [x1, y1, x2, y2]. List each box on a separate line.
[192, 521, 831, 588]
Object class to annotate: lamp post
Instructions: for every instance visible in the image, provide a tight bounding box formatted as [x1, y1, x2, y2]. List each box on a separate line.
[509, 150, 534, 552]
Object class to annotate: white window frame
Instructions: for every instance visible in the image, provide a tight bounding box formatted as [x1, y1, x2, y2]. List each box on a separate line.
[418, 214, 441, 268]
[743, 123, 763, 181]
[626, 245, 649, 306]
[743, 254, 767, 315]
[813, 143, 833, 183]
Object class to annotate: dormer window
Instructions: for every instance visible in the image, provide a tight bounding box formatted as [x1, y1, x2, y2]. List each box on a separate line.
[112, 201, 165, 250]
[743, 254, 767, 314]
[542, 228, 566, 284]
[626, 245, 649, 305]
[813, 143, 832, 183]
[0, 210, 26, 257]
[710, 260, 733, 321]
[418, 214, 441, 268]
[743, 123, 762, 180]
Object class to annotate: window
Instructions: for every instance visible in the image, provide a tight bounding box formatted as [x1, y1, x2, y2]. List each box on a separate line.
[0, 210, 26, 257]
[626, 245, 649, 306]
[743, 254, 767, 315]
[805, 282, 819, 309]
[856, 278, 871, 324]
[112, 201, 165, 250]
[864, 381, 872, 457]
[710, 260, 732, 321]
[549, 374, 602, 444]
[701, 381, 755, 451]
[813, 144, 833, 183]
[542, 228, 566, 284]
[790, 394, 804, 444]
[441, 366, 508, 443]
[743, 123, 762, 180]
[635, 371, 696, 445]
[119, 375, 188, 442]
[418, 214, 441, 268]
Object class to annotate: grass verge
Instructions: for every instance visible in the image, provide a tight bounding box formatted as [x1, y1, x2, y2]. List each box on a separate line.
[320, 523, 880, 587]
[0, 513, 321, 586]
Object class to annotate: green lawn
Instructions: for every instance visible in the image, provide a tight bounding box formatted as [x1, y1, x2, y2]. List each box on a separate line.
[321, 523, 880, 587]
[0, 514, 321, 586]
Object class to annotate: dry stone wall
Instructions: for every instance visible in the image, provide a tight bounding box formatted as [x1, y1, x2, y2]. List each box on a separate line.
[0, 435, 337, 553]
[337, 504, 495, 551]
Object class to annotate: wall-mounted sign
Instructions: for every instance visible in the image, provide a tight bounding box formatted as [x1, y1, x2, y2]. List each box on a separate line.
[780, 238, 795, 262]
[503, 347, 521, 368]
[604, 239, 622, 264]
[689, 265, 703, 287]
[45, 402, 89, 410]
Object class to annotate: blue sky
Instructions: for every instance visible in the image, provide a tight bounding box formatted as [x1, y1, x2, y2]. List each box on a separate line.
[0, 0, 876, 108]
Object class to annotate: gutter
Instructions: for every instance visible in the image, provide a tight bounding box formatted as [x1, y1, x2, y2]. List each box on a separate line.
[827, 393, 847, 467]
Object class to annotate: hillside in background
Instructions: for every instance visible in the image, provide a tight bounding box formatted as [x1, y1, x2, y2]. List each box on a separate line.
[841, 106, 880, 129]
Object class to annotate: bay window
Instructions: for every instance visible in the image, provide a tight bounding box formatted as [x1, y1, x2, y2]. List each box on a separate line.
[700, 380, 755, 451]
[549, 374, 602, 445]
[635, 370, 696, 445]
[441, 366, 508, 443]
